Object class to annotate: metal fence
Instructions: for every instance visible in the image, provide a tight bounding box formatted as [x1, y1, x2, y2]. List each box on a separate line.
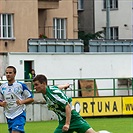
[20, 77, 133, 98]
[27, 38, 84, 52]
[89, 39, 133, 52]
[0, 77, 132, 97]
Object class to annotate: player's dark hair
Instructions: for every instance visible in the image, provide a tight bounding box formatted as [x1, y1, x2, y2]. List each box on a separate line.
[30, 69, 35, 73]
[33, 74, 47, 85]
[6, 66, 16, 74]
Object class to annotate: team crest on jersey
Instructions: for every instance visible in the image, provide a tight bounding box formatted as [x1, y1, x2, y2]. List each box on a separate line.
[14, 88, 20, 94]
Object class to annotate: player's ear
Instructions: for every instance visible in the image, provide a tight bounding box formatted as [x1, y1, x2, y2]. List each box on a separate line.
[42, 82, 46, 86]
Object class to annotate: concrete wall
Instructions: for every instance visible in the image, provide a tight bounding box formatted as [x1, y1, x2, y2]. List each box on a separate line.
[8, 52, 132, 79]
[6, 52, 132, 97]
[0, 103, 58, 123]
[78, 0, 94, 34]
[0, 53, 8, 78]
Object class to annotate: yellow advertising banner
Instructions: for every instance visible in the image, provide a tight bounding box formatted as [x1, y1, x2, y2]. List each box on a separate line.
[123, 97, 133, 115]
[72, 97, 122, 117]
[93, 97, 122, 116]
[72, 98, 93, 117]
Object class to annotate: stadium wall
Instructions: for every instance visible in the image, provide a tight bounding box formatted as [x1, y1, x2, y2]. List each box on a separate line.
[0, 96, 132, 123]
[7, 52, 132, 79]
[0, 52, 132, 123]
[7, 52, 132, 97]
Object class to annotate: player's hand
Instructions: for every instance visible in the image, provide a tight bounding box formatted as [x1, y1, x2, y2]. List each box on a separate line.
[64, 83, 70, 90]
[1, 101, 7, 107]
[62, 124, 70, 132]
[16, 100, 23, 105]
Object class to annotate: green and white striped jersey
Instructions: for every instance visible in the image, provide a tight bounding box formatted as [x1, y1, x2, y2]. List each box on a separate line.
[43, 86, 72, 121]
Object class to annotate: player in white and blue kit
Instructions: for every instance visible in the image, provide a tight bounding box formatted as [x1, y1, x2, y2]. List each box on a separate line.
[0, 66, 34, 133]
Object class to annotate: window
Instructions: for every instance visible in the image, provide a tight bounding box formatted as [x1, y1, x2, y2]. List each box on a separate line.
[53, 18, 66, 39]
[78, 0, 84, 10]
[0, 14, 14, 39]
[103, 27, 119, 39]
[110, 27, 118, 39]
[103, 0, 118, 9]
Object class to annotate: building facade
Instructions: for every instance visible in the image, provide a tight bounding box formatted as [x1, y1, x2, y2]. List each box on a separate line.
[78, 0, 95, 34]
[94, 0, 133, 39]
[77, 0, 132, 39]
[0, 0, 78, 52]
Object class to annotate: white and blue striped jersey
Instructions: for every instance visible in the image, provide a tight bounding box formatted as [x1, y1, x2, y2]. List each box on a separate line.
[43, 86, 72, 122]
[0, 81, 33, 119]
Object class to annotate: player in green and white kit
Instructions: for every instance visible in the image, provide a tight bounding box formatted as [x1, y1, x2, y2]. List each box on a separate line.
[33, 74, 99, 133]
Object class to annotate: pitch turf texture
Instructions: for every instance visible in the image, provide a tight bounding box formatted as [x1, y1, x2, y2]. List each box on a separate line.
[0, 117, 132, 133]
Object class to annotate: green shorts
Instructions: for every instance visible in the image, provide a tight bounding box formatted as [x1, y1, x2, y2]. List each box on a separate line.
[54, 110, 91, 133]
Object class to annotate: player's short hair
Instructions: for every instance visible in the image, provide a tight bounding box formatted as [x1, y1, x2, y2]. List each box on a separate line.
[33, 74, 47, 85]
[6, 66, 17, 74]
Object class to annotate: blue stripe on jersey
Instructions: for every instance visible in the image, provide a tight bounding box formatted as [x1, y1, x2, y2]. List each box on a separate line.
[17, 82, 33, 98]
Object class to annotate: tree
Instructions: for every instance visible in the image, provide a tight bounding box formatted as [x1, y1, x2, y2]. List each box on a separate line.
[78, 31, 104, 52]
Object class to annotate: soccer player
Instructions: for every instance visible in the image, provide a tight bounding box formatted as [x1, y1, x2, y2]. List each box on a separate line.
[0, 66, 34, 133]
[33, 74, 99, 133]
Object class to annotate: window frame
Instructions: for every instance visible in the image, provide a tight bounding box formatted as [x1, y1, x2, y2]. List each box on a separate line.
[110, 27, 118, 39]
[103, 26, 119, 39]
[0, 13, 14, 39]
[103, 0, 118, 9]
[53, 18, 66, 39]
[78, 0, 84, 11]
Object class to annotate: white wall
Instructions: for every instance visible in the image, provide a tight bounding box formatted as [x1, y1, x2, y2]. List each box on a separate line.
[7, 52, 133, 97]
[8, 52, 132, 79]
[0, 54, 8, 78]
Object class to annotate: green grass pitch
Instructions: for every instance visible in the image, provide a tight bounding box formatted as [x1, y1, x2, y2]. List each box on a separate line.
[0, 117, 132, 133]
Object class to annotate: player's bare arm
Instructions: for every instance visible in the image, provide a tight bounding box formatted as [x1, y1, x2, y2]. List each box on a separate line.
[16, 98, 34, 105]
[58, 83, 70, 90]
[0, 101, 7, 107]
[62, 103, 71, 132]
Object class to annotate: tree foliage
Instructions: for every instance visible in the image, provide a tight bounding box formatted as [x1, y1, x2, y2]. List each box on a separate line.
[78, 30, 104, 52]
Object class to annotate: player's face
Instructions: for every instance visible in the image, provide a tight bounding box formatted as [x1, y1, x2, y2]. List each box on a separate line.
[6, 68, 16, 83]
[33, 80, 46, 94]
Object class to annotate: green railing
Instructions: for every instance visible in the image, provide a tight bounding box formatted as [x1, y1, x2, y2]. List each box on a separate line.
[30, 77, 133, 97]
[0, 77, 133, 97]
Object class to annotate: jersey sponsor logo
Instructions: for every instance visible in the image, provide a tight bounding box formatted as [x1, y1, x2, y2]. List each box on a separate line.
[14, 87, 21, 94]
[48, 103, 58, 110]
